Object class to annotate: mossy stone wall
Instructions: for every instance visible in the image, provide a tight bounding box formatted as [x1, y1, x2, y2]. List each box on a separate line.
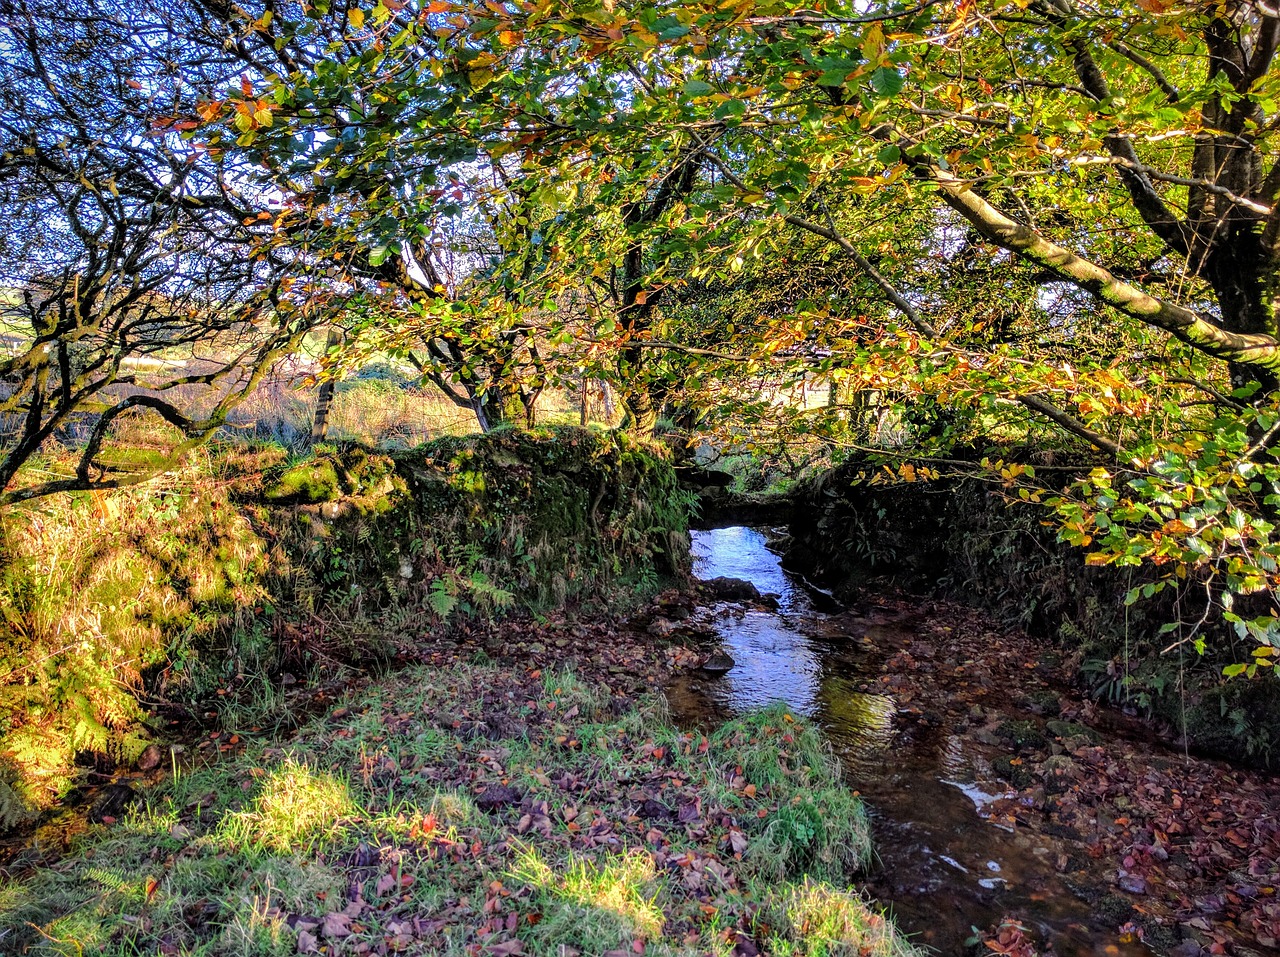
[783, 459, 1280, 767]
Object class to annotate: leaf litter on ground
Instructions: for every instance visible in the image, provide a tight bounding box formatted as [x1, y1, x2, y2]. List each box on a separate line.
[0, 603, 919, 957]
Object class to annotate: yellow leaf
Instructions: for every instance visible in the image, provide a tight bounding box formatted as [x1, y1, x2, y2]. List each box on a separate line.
[348, 7, 365, 28]
[861, 23, 885, 60]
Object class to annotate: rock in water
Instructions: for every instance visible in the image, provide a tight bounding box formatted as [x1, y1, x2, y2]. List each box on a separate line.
[701, 577, 761, 602]
[700, 651, 736, 674]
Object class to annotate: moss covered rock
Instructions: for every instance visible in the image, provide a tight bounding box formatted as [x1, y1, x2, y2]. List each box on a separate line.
[247, 428, 690, 621]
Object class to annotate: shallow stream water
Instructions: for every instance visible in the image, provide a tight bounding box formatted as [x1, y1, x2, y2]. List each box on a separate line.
[667, 525, 1152, 957]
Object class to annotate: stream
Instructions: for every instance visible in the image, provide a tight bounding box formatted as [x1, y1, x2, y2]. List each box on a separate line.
[667, 525, 1154, 957]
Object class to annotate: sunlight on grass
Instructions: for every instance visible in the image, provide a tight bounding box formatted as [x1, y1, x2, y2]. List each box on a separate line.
[218, 757, 356, 853]
[0, 662, 922, 957]
[511, 847, 665, 946]
[702, 703, 873, 879]
[427, 789, 479, 827]
[772, 879, 919, 957]
[540, 664, 607, 717]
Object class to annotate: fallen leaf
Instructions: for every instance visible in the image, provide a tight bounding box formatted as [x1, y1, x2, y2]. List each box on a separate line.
[485, 939, 525, 955]
[321, 912, 352, 938]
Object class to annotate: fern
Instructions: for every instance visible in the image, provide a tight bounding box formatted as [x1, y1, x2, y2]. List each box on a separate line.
[463, 571, 514, 613]
[427, 579, 459, 619]
[0, 776, 34, 830]
[83, 866, 128, 892]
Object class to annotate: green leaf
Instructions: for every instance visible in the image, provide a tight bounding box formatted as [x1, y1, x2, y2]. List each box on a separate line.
[876, 143, 901, 166]
[870, 67, 905, 97]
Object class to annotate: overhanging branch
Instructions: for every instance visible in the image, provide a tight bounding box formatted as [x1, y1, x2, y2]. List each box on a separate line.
[875, 127, 1280, 374]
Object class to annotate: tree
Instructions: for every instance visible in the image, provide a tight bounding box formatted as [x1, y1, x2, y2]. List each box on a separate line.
[384, 0, 1280, 651]
[0, 0, 322, 503]
[190, 1, 561, 433]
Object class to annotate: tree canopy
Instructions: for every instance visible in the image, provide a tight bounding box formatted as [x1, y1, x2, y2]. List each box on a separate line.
[5, 0, 1280, 665]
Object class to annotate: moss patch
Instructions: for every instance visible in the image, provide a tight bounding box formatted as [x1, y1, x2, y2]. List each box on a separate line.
[287, 427, 692, 614]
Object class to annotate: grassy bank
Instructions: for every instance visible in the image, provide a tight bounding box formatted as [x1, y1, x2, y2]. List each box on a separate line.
[0, 652, 916, 957]
[0, 428, 690, 826]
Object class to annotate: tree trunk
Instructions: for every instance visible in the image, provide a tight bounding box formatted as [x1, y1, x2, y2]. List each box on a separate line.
[602, 381, 616, 422]
[310, 327, 342, 444]
[620, 385, 660, 437]
[472, 384, 530, 432]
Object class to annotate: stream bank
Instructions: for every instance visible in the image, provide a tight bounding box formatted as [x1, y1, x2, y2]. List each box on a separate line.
[708, 461, 1280, 769]
[1, 607, 920, 957]
[669, 526, 1280, 957]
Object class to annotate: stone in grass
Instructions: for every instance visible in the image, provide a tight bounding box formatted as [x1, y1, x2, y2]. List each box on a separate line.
[136, 744, 163, 771]
[699, 650, 736, 674]
[474, 784, 523, 811]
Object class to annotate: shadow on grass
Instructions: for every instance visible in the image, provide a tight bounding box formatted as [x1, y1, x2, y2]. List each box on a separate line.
[1, 663, 921, 957]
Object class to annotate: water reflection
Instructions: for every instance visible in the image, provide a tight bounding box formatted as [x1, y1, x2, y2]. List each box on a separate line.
[691, 526, 798, 606]
[688, 526, 823, 712]
[671, 527, 1152, 957]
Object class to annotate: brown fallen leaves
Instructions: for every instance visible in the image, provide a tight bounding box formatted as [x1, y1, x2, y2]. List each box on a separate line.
[851, 594, 1280, 955]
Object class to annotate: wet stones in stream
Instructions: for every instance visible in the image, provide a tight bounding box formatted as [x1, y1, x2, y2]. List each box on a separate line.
[699, 576, 761, 602]
[698, 650, 735, 674]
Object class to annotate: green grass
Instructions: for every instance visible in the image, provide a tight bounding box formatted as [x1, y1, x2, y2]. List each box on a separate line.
[0, 661, 919, 957]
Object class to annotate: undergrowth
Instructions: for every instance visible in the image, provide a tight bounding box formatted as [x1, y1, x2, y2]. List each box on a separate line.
[0, 446, 278, 825]
[0, 662, 916, 957]
[0, 428, 690, 825]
